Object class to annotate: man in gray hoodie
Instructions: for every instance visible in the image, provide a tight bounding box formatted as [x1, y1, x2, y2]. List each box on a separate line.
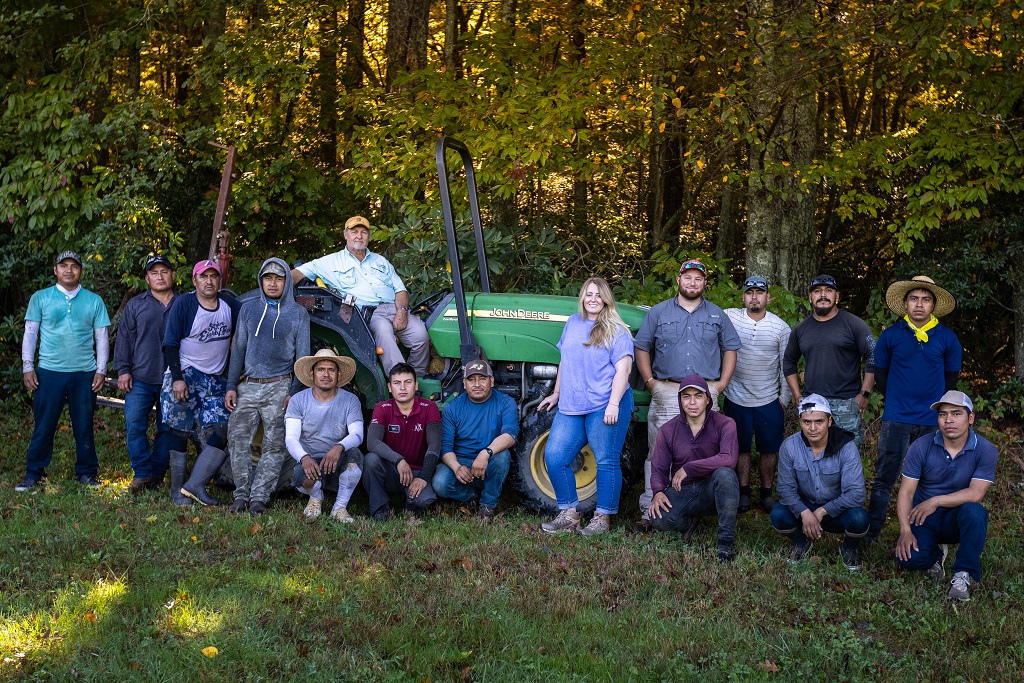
[224, 258, 310, 514]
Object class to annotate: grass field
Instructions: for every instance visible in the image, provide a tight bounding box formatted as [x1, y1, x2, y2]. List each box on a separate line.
[1, 407, 1022, 682]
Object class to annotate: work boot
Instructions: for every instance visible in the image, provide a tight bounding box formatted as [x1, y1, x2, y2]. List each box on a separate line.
[128, 477, 152, 495]
[228, 499, 248, 514]
[787, 537, 813, 563]
[180, 445, 229, 506]
[168, 451, 193, 507]
[738, 492, 751, 513]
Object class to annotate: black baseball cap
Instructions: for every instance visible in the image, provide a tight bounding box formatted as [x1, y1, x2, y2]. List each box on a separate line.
[743, 276, 768, 292]
[809, 274, 838, 292]
[144, 254, 173, 273]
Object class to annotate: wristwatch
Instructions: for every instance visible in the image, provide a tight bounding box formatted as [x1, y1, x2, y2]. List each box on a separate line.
[860, 390, 871, 398]
[484, 447, 494, 456]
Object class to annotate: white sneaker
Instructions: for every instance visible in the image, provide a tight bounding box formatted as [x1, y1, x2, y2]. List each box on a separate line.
[303, 498, 322, 520]
[331, 507, 354, 523]
[580, 512, 611, 536]
[948, 571, 972, 601]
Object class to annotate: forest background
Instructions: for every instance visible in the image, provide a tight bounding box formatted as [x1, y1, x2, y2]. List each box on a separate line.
[1, 0, 1023, 407]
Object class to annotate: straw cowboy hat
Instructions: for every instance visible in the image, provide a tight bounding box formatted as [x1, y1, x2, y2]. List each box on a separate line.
[294, 348, 357, 387]
[885, 276, 956, 318]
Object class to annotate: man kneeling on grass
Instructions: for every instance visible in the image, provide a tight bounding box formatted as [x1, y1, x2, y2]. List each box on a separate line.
[895, 391, 998, 601]
[649, 374, 740, 563]
[771, 394, 868, 571]
[362, 363, 442, 520]
[285, 349, 364, 523]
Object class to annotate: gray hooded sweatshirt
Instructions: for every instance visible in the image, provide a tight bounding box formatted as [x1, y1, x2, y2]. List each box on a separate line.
[227, 257, 310, 395]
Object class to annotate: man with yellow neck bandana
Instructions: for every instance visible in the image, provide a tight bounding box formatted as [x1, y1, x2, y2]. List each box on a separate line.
[866, 276, 961, 544]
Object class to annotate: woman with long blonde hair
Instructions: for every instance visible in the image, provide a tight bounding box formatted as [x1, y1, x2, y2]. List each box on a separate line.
[537, 277, 634, 535]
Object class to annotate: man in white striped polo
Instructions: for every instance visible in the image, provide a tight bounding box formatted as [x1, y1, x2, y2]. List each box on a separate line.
[723, 276, 792, 512]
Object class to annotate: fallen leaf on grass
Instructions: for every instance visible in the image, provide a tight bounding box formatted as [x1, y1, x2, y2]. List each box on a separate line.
[144, 515, 158, 523]
[129, 661, 141, 670]
[72, 523, 80, 530]
[285, 547, 296, 554]
[460, 666, 472, 681]
[84, 611, 96, 622]
[249, 524, 262, 534]
[163, 600, 176, 611]
[297, 643, 310, 656]
[451, 556, 473, 570]
[373, 537, 386, 547]
[417, 560, 438, 573]
[119, 524, 127, 530]
[192, 516, 200, 523]
[201, 646, 219, 658]
[654, 573, 670, 585]
[317, 586, 325, 595]
[757, 660, 779, 673]
[190, 535, 198, 542]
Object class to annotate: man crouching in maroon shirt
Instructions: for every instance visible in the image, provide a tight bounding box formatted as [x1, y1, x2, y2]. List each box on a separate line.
[649, 374, 740, 562]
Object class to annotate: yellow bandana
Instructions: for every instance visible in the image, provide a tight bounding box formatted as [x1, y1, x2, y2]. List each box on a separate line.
[905, 314, 939, 342]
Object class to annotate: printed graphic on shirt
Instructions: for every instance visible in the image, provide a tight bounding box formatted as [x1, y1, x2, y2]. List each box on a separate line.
[197, 320, 231, 343]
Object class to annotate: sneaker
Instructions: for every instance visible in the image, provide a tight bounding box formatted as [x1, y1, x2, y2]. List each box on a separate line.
[948, 571, 972, 601]
[840, 543, 861, 571]
[580, 512, 610, 536]
[371, 510, 390, 522]
[788, 538, 813, 563]
[738, 493, 751, 513]
[303, 498, 322, 520]
[15, 477, 41, 492]
[542, 508, 581, 534]
[633, 517, 653, 534]
[128, 477, 152, 495]
[477, 504, 496, 522]
[228, 499, 248, 514]
[926, 544, 949, 582]
[331, 507, 354, 523]
[76, 474, 100, 487]
[248, 501, 266, 516]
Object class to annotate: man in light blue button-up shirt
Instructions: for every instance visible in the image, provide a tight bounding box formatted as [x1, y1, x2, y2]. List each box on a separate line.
[291, 215, 429, 374]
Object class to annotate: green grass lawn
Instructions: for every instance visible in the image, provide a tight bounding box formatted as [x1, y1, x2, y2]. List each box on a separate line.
[1, 407, 1023, 682]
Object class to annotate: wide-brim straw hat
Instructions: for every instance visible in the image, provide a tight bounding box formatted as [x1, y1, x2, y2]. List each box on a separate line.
[294, 348, 357, 387]
[885, 276, 956, 318]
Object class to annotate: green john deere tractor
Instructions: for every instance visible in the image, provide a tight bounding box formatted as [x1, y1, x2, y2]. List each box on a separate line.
[283, 137, 652, 514]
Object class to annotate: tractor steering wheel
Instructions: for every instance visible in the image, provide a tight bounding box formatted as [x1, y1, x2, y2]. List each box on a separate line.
[412, 288, 451, 316]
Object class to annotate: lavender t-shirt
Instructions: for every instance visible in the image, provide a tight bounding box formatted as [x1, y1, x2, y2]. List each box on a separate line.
[556, 314, 634, 415]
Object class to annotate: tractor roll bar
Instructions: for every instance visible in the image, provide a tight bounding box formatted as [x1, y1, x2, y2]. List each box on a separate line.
[435, 137, 489, 364]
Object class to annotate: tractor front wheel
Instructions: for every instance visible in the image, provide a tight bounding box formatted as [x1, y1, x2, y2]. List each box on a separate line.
[514, 409, 598, 515]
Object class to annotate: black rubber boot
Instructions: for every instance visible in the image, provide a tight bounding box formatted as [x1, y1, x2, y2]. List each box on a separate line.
[169, 450, 193, 507]
[180, 446, 229, 506]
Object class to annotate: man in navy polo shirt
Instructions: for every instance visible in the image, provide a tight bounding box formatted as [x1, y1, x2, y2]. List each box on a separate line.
[866, 276, 961, 542]
[895, 391, 998, 601]
[362, 362, 442, 520]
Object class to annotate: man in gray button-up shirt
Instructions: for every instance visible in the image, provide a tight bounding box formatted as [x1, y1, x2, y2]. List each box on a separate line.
[770, 394, 868, 570]
[633, 258, 742, 529]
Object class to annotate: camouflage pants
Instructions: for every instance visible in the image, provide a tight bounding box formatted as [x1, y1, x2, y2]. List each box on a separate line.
[227, 378, 291, 504]
[639, 379, 720, 515]
[828, 396, 864, 448]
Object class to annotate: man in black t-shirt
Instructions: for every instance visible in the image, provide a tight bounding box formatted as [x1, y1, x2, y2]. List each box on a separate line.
[783, 274, 875, 446]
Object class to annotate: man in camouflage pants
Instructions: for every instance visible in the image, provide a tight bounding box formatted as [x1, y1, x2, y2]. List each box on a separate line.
[224, 258, 309, 515]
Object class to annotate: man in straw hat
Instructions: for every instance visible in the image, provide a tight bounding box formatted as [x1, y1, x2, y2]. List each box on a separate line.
[291, 215, 430, 375]
[285, 349, 364, 522]
[865, 276, 962, 543]
[895, 390, 997, 601]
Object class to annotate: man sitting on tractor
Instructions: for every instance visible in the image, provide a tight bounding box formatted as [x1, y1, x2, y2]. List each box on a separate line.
[290, 215, 429, 376]
[432, 359, 519, 521]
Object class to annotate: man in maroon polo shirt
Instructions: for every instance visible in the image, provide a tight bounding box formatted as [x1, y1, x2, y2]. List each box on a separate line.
[361, 362, 442, 520]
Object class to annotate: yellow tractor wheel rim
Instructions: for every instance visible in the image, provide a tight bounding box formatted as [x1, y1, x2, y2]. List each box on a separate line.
[528, 429, 598, 502]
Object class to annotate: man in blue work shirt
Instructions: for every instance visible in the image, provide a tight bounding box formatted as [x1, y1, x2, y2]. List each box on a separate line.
[291, 215, 429, 375]
[18, 251, 110, 491]
[895, 391, 998, 601]
[113, 254, 178, 494]
[432, 359, 519, 521]
[632, 258, 742, 531]
[866, 275, 961, 543]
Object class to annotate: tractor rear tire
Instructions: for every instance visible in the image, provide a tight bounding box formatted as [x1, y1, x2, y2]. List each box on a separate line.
[514, 410, 645, 515]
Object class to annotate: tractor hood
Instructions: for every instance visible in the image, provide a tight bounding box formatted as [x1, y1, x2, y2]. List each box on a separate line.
[427, 292, 648, 364]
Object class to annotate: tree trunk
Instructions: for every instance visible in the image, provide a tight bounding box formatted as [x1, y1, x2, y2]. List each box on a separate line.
[318, 7, 339, 168]
[716, 143, 744, 272]
[444, 0, 462, 78]
[385, 0, 430, 93]
[745, 0, 819, 291]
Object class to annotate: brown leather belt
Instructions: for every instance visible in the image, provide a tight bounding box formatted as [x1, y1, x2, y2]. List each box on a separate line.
[244, 373, 291, 384]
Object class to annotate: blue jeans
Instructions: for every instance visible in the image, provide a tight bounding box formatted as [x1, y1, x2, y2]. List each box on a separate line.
[867, 421, 934, 537]
[897, 503, 989, 581]
[25, 369, 97, 479]
[124, 379, 170, 480]
[544, 390, 633, 514]
[771, 499, 869, 546]
[432, 449, 511, 508]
